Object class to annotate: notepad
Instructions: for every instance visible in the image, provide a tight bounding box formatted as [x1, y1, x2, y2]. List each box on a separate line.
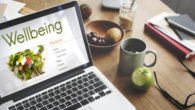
[145, 12, 195, 59]
[165, 14, 195, 40]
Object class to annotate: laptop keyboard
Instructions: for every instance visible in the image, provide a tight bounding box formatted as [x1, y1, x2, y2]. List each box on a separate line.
[8, 72, 112, 110]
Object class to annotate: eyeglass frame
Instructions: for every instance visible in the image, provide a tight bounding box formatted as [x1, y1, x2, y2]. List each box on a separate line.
[178, 59, 195, 78]
[153, 71, 195, 109]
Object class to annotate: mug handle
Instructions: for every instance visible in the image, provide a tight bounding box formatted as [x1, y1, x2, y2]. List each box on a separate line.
[144, 49, 157, 67]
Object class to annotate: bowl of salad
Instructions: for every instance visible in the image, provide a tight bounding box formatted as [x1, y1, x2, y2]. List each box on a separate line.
[8, 45, 45, 80]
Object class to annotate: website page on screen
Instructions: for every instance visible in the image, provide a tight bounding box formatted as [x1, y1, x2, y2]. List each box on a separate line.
[0, 7, 89, 97]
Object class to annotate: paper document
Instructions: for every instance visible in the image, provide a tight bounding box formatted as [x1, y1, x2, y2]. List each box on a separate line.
[0, 0, 7, 22]
[1, 0, 25, 22]
[148, 12, 195, 52]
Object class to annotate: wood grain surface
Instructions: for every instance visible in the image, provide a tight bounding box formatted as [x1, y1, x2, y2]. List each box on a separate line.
[17, 0, 195, 110]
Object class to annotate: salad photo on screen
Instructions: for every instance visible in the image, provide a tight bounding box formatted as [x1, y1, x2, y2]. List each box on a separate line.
[7, 45, 46, 81]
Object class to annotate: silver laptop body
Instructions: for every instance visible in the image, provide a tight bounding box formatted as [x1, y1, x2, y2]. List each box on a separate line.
[0, 1, 135, 110]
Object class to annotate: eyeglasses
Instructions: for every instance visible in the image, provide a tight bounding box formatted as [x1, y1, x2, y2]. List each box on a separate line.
[178, 59, 195, 78]
[153, 71, 195, 109]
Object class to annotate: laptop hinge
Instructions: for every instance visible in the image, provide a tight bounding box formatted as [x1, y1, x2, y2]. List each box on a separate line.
[0, 100, 14, 109]
[0, 97, 2, 105]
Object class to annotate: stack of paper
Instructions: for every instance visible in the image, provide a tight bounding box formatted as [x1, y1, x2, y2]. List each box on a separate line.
[144, 12, 195, 59]
[1, 0, 25, 22]
[0, 0, 7, 21]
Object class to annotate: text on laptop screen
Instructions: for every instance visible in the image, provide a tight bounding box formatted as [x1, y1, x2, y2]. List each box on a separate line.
[0, 7, 89, 97]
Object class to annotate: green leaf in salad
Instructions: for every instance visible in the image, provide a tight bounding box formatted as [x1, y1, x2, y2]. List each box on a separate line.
[35, 62, 43, 68]
[17, 70, 22, 78]
[23, 72, 31, 80]
[23, 49, 31, 56]
[17, 55, 24, 64]
[38, 45, 44, 53]
[8, 54, 14, 66]
[8, 45, 45, 80]
[23, 66, 33, 80]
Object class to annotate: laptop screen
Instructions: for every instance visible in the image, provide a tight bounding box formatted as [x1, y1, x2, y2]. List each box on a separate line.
[0, 6, 89, 97]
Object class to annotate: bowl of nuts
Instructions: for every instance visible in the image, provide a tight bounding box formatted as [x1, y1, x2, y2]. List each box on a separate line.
[86, 20, 124, 50]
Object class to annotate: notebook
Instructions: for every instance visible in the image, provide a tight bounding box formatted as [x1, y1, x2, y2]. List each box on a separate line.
[165, 14, 195, 40]
[0, 1, 135, 110]
[145, 12, 195, 59]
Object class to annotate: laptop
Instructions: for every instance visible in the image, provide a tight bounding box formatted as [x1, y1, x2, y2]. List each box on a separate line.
[0, 1, 135, 110]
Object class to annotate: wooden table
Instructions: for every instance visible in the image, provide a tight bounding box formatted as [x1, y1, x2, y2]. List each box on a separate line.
[17, 0, 195, 110]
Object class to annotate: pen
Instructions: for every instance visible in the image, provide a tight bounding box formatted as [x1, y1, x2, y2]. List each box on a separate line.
[166, 19, 195, 36]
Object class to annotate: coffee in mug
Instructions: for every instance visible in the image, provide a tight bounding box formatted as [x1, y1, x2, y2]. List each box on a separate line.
[118, 38, 157, 75]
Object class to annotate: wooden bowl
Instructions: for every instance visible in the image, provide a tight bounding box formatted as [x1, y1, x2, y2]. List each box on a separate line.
[86, 20, 124, 50]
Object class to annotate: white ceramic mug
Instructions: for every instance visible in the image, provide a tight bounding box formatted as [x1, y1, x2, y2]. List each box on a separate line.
[118, 38, 157, 75]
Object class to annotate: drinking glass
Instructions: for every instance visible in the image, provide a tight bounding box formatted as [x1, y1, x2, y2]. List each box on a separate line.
[119, 0, 136, 32]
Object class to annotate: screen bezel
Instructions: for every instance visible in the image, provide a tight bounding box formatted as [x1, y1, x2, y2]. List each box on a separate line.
[0, 1, 93, 104]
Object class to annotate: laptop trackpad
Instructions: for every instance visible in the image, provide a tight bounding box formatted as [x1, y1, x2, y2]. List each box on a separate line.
[81, 106, 92, 110]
